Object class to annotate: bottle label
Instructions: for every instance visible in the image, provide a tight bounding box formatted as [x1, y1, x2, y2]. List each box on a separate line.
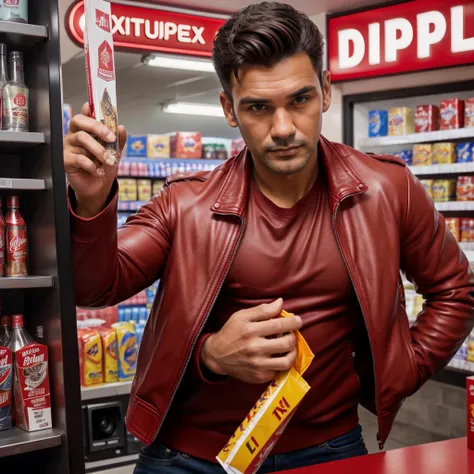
[0, 224, 4, 270]
[0, 346, 12, 431]
[14, 343, 52, 431]
[6, 224, 27, 276]
[3, 85, 28, 131]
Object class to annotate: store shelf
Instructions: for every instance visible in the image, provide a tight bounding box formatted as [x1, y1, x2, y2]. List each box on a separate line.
[409, 163, 474, 176]
[0, 276, 54, 289]
[123, 157, 225, 165]
[434, 202, 474, 211]
[0, 427, 62, 458]
[460, 242, 474, 251]
[85, 454, 139, 472]
[81, 381, 133, 401]
[0, 21, 48, 49]
[0, 131, 45, 152]
[360, 128, 474, 149]
[0, 178, 46, 190]
[118, 201, 146, 211]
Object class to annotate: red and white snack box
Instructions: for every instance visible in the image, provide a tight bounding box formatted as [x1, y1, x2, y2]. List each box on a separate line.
[14, 343, 52, 431]
[440, 99, 465, 130]
[415, 105, 439, 133]
[83, 0, 119, 157]
[169, 132, 202, 159]
[231, 137, 246, 157]
[466, 98, 474, 128]
[467, 376, 474, 449]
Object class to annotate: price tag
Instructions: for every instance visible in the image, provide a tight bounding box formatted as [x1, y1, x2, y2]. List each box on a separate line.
[0, 179, 12, 188]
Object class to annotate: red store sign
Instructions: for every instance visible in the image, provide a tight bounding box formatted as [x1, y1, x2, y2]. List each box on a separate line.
[66, 1, 226, 57]
[328, 0, 474, 82]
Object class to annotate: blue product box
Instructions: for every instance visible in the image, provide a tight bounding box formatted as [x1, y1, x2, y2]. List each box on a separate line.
[456, 143, 473, 163]
[126, 135, 147, 157]
[392, 150, 413, 165]
[368, 110, 388, 137]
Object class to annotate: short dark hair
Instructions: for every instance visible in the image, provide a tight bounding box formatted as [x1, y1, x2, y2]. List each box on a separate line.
[212, 2, 325, 98]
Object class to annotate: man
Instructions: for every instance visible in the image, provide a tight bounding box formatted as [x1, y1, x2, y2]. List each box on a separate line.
[64, 2, 474, 473]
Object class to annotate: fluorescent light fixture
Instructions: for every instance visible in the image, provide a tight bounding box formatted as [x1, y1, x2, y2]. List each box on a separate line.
[143, 54, 215, 72]
[163, 102, 224, 117]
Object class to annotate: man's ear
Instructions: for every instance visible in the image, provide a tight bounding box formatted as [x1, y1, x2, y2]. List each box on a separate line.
[322, 70, 332, 113]
[220, 91, 238, 128]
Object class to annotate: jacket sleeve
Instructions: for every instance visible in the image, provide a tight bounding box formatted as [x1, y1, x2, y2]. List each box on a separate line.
[70, 181, 172, 307]
[401, 168, 474, 388]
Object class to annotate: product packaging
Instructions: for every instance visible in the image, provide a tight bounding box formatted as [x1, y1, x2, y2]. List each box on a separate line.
[392, 150, 413, 165]
[433, 143, 455, 165]
[413, 144, 433, 166]
[368, 110, 388, 137]
[137, 179, 152, 202]
[468, 333, 474, 363]
[420, 180, 433, 198]
[389, 107, 414, 136]
[113, 322, 137, 381]
[217, 311, 314, 474]
[231, 138, 246, 157]
[440, 99, 464, 130]
[466, 98, 474, 128]
[457, 143, 473, 163]
[432, 179, 456, 202]
[0, 345, 12, 431]
[0, 0, 27, 23]
[461, 219, 474, 242]
[78, 329, 103, 386]
[415, 105, 439, 133]
[467, 375, 474, 449]
[457, 177, 471, 202]
[126, 135, 147, 157]
[153, 180, 165, 196]
[445, 218, 461, 241]
[84, 0, 120, 158]
[98, 327, 118, 383]
[169, 132, 202, 158]
[147, 134, 170, 158]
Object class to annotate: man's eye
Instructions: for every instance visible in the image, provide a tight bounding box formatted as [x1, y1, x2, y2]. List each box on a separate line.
[293, 96, 308, 105]
[250, 104, 266, 112]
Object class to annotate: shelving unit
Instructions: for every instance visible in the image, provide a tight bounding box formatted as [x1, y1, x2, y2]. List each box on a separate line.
[408, 163, 474, 177]
[81, 381, 133, 401]
[434, 202, 474, 212]
[0, 1, 84, 473]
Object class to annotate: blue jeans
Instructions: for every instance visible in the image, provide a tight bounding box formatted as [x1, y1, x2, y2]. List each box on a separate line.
[133, 425, 367, 473]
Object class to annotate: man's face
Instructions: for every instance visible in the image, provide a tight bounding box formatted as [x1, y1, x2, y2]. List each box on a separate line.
[220, 52, 331, 175]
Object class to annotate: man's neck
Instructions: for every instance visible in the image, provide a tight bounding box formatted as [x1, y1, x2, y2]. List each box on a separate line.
[252, 157, 319, 209]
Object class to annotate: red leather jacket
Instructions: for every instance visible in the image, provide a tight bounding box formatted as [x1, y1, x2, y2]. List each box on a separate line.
[71, 136, 474, 449]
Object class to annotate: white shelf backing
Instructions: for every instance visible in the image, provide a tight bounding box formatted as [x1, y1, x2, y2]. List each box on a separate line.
[81, 381, 133, 401]
[460, 242, 474, 251]
[435, 202, 474, 212]
[0, 276, 54, 289]
[360, 128, 474, 149]
[409, 163, 474, 176]
[0, 427, 62, 458]
[0, 178, 45, 190]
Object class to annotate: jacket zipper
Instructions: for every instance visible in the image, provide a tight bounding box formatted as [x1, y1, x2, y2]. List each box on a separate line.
[154, 215, 246, 440]
[332, 194, 383, 449]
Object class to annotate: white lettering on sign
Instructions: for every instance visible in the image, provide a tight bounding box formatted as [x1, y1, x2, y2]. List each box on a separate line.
[417, 11, 447, 59]
[164, 22, 177, 41]
[130, 18, 145, 37]
[336, 5, 474, 70]
[178, 24, 192, 43]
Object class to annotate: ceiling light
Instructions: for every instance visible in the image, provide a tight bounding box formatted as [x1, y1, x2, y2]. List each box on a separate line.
[162, 102, 224, 117]
[143, 54, 215, 72]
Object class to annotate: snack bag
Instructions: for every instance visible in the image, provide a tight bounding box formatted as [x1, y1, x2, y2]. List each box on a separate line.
[83, 0, 119, 158]
[217, 310, 314, 474]
[98, 328, 118, 383]
[113, 322, 137, 381]
[78, 329, 103, 386]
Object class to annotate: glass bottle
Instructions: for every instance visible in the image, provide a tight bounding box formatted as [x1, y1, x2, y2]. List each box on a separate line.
[0, 44, 8, 130]
[5, 196, 28, 276]
[0, 197, 5, 277]
[6, 314, 33, 353]
[3, 51, 28, 132]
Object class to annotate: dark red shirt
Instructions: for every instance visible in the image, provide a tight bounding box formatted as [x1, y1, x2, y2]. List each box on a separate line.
[158, 170, 363, 461]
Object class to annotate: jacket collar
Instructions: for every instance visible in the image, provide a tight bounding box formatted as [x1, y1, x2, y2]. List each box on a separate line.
[212, 135, 367, 216]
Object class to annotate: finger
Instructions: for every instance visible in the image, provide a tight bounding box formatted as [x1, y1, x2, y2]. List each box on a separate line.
[81, 102, 91, 117]
[118, 125, 127, 155]
[259, 332, 296, 355]
[259, 347, 297, 372]
[69, 114, 116, 143]
[254, 315, 302, 338]
[240, 298, 284, 323]
[72, 154, 105, 177]
[70, 130, 116, 166]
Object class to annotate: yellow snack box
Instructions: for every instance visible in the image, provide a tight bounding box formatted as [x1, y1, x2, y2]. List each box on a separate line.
[147, 134, 170, 158]
[78, 329, 103, 386]
[413, 144, 433, 166]
[420, 179, 434, 198]
[389, 107, 415, 136]
[433, 142, 455, 164]
[217, 310, 314, 474]
[99, 327, 119, 383]
[113, 322, 137, 381]
[137, 179, 152, 202]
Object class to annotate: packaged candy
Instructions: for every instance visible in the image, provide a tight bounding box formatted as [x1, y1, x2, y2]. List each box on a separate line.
[169, 132, 202, 159]
[457, 176, 471, 202]
[389, 107, 414, 136]
[456, 143, 473, 163]
[413, 144, 433, 166]
[98, 328, 118, 383]
[153, 180, 165, 195]
[113, 322, 137, 381]
[440, 99, 464, 130]
[466, 98, 474, 128]
[433, 143, 455, 165]
[432, 179, 456, 202]
[415, 105, 439, 133]
[126, 135, 147, 157]
[78, 329, 103, 386]
[392, 150, 413, 165]
[445, 217, 461, 241]
[0, 346, 12, 431]
[461, 219, 474, 242]
[420, 180, 433, 198]
[368, 110, 388, 137]
[217, 311, 314, 474]
[147, 134, 170, 158]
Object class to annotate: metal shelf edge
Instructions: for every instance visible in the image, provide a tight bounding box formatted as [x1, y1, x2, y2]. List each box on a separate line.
[0, 276, 54, 289]
[0, 131, 45, 144]
[81, 381, 133, 401]
[409, 163, 474, 176]
[0, 427, 63, 458]
[0, 21, 47, 39]
[0, 178, 46, 190]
